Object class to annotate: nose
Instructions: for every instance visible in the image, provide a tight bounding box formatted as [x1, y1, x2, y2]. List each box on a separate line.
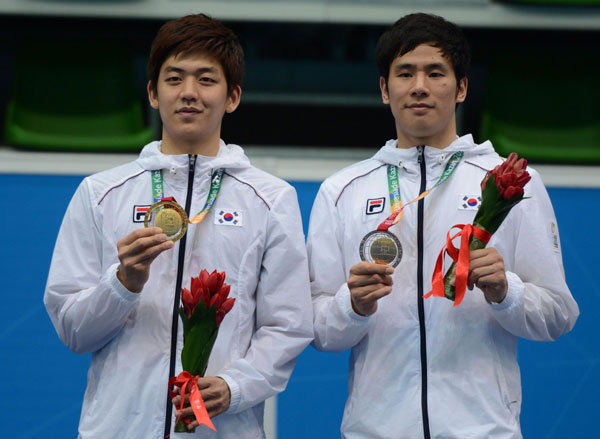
[180, 77, 198, 103]
[410, 72, 429, 98]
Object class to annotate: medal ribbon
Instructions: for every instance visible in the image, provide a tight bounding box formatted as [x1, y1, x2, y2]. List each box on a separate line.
[168, 371, 216, 431]
[377, 151, 464, 231]
[151, 170, 164, 203]
[424, 224, 491, 306]
[151, 168, 225, 224]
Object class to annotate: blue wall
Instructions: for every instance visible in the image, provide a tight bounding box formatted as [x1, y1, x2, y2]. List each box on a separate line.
[1, 174, 597, 438]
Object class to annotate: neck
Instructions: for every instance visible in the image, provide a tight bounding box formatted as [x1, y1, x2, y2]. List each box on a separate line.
[160, 130, 221, 156]
[395, 117, 458, 150]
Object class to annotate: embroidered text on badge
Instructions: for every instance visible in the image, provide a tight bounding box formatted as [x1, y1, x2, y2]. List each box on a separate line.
[215, 210, 243, 226]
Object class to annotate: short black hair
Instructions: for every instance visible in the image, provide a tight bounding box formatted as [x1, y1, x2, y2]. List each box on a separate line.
[376, 13, 471, 85]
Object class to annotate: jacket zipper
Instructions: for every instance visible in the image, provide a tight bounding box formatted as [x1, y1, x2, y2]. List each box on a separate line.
[163, 154, 197, 437]
[417, 145, 431, 439]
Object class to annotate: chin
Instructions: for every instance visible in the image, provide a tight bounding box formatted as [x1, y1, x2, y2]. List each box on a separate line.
[404, 126, 436, 138]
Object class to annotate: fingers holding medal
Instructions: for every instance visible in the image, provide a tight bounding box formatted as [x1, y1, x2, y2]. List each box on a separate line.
[144, 200, 188, 242]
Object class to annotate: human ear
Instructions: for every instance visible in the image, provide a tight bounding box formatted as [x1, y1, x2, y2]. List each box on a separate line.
[456, 77, 468, 103]
[380, 77, 390, 104]
[225, 85, 242, 113]
[147, 80, 159, 110]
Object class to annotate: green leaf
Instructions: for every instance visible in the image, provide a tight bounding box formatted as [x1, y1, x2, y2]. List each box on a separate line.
[180, 304, 219, 376]
[443, 263, 457, 300]
[175, 419, 194, 433]
[179, 308, 190, 332]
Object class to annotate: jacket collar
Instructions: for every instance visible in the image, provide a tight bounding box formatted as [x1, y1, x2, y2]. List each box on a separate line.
[372, 134, 498, 175]
[135, 139, 251, 175]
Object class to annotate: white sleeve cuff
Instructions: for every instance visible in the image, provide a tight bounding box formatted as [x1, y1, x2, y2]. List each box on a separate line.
[218, 373, 241, 414]
[108, 263, 140, 303]
[489, 270, 524, 312]
[335, 284, 372, 324]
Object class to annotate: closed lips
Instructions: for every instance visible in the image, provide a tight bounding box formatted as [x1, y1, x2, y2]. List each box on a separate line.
[176, 107, 201, 113]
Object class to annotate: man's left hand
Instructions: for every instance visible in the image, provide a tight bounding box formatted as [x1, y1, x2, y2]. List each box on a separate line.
[172, 376, 231, 430]
[468, 247, 508, 304]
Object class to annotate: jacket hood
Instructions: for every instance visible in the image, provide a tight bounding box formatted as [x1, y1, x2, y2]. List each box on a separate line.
[372, 135, 499, 172]
[135, 140, 251, 174]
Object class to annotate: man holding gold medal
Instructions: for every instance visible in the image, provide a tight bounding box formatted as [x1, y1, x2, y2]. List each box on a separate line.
[44, 14, 313, 439]
[307, 13, 578, 439]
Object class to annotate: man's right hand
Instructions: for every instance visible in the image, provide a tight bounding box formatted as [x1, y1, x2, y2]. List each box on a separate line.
[116, 227, 174, 293]
[348, 262, 394, 316]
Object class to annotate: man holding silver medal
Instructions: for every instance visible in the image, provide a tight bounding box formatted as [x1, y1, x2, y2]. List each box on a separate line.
[307, 13, 578, 439]
[44, 14, 313, 439]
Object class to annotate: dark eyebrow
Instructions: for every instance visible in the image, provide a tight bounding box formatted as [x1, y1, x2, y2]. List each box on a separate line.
[164, 65, 218, 75]
[164, 66, 184, 74]
[393, 62, 449, 73]
[394, 63, 416, 73]
[425, 63, 449, 73]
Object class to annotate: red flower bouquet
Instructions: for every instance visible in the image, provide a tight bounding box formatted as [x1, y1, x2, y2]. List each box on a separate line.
[426, 152, 531, 306]
[169, 269, 235, 433]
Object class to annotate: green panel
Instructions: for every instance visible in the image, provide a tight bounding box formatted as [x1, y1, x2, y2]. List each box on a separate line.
[481, 51, 600, 163]
[4, 40, 154, 151]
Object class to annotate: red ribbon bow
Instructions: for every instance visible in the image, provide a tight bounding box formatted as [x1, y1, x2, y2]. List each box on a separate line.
[168, 371, 216, 432]
[425, 224, 491, 306]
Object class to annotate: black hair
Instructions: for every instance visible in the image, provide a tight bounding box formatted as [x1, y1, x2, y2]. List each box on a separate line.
[376, 13, 471, 85]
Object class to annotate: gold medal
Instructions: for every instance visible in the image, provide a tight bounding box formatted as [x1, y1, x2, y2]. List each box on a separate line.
[155, 209, 183, 235]
[359, 230, 402, 267]
[144, 200, 188, 242]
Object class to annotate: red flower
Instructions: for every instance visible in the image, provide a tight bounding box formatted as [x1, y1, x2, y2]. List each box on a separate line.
[216, 298, 235, 325]
[482, 152, 531, 199]
[182, 287, 195, 319]
[181, 269, 235, 325]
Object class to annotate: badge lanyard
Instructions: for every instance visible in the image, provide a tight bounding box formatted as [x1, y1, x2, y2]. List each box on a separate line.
[151, 168, 225, 224]
[378, 151, 464, 231]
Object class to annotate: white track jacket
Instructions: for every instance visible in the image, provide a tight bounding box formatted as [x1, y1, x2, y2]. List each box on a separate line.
[308, 135, 579, 439]
[45, 140, 313, 439]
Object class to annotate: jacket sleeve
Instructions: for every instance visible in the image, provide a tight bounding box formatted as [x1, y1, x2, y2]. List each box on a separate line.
[43, 179, 139, 354]
[488, 169, 579, 341]
[307, 183, 372, 353]
[218, 185, 313, 414]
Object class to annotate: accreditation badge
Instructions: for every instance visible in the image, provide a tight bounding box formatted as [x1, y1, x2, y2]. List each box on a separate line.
[359, 230, 402, 267]
[144, 200, 188, 242]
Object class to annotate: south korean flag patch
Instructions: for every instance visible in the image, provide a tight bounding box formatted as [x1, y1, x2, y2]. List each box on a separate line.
[459, 195, 481, 210]
[215, 209, 243, 227]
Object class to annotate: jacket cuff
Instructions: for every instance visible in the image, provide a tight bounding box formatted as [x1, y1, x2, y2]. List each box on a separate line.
[108, 263, 140, 303]
[488, 270, 524, 312]
[218, 373, 241, 414]
[336, 284, 372, 324]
